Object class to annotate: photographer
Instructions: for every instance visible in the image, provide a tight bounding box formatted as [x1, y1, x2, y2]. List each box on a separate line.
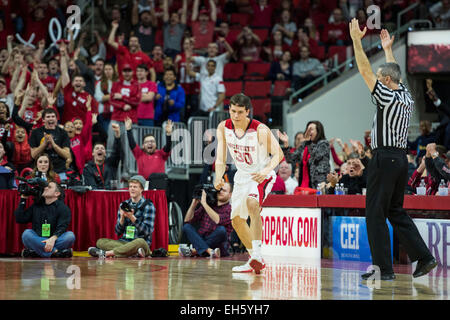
[180, 182, 233, 258]
[88, 175, 155, 258]
[14, 182, 75, 258]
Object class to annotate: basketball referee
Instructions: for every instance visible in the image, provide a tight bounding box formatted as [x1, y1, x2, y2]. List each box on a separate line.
[349, 19, 437, 280]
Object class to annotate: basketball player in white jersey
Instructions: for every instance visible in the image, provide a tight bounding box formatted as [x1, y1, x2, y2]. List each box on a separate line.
[214, 93, 284, 274]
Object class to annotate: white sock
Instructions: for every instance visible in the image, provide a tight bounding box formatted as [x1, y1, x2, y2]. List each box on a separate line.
[252, 240, 262, 258]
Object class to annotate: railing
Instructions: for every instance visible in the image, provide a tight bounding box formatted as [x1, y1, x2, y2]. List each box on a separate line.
[78, 0, 96, 40]
[162, 121, 190, 180]
[187, 116, 209, 170]
[120, 111, 230, 180]
[289, 3, 431, 106]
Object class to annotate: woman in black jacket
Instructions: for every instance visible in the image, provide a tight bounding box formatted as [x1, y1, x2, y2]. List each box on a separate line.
[287, 120, 330, 189]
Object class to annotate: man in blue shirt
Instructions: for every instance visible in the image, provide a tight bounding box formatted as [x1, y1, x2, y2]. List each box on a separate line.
[154, 67, 185, 125]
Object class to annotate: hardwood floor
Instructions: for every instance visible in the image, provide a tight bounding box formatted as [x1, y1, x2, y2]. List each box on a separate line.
[0, 254, 447, 300]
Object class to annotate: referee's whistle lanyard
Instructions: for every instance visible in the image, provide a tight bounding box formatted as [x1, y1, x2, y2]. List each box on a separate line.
[96, 163, 105, 184]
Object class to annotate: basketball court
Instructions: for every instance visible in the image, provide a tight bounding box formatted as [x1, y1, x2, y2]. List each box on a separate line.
[0, 254, 447, 300]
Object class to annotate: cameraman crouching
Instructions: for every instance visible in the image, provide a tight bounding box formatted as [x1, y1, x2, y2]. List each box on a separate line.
[15, 182, 75, 258]
[180, 182, 233, 258]
[88, 175, 155, 258]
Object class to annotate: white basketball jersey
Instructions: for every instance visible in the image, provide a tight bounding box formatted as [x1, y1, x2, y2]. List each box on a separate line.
[224, 118, 271, 176]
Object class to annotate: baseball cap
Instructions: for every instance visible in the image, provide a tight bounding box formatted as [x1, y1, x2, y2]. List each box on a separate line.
[199, 9, 209, 15]
[122, 63, 133, 71]
[129, 175, 146, 189]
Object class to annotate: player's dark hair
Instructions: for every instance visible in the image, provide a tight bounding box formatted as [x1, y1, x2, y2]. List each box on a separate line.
[229, 93, 251, 110]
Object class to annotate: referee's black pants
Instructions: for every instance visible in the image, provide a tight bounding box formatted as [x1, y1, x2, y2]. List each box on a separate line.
[365, 148, 433, 274]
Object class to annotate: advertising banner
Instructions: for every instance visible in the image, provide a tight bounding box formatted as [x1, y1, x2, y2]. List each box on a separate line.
[261, 207, 321, 258]
[331, 216, 393, 262]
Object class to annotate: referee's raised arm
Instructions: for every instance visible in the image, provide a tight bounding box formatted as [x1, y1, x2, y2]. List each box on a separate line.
[349, 18, 377, 92]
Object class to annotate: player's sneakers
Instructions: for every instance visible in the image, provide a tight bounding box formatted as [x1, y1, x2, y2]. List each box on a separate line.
[232, 259, 253, 273]
[249, 257, 265, 274]
[232, 257, 266, 273]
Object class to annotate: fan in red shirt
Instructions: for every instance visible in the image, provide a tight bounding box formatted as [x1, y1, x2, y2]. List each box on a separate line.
[63, 97, 93, 175]
[22, 4, 56, 44]
[249, 0, 274, 28]
[291, 28, 321, 61]
[110, 64, 141, 124]
[175, 38, 200, 118]
[151, 45, 165, 81]
[108, 20, 156, 82]
[60, 44, 98, 125]
[37, 62, 58, 94]
[191, 0, 217, 53]
[322, 8, 350, 46]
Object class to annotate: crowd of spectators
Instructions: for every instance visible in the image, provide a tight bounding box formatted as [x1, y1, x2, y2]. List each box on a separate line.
[0, 1, 447, 183]
[0, 0, 448, 259]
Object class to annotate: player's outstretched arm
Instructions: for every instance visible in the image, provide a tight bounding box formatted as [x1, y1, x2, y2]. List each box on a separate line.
[214, 121, 227, 190]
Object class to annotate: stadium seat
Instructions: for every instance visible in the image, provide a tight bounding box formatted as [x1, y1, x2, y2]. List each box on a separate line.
[244, 80, 271, 98]
[251, 98, 271, 122]
[223, 62, 244, 80]
[224, 81, 243, 97]
[155, 30, 163, 46]
[244, 62, 270, 80]
[230, 13, 251, 27]
[272, 81, 291, 97]
[316, 45, 326, 61]
[327, 46, 352, 65]
[253, 29, 269, 43]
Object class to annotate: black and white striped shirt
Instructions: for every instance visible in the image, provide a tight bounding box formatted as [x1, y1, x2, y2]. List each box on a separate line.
[370, 80, 414, 150]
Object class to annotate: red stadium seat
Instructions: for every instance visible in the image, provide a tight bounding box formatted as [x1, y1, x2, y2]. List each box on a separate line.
[224, 81, 243, 97]
[253, 29, 269, 43]
[251, 98, 271, 122]
[244, 80, 271, 97]
[223, 62, 244, 80]
[155, 30, 163, 46]
[272, 81, 291, 97]
[244, 62, 270, 80]
[327, 46, 352, 64]
[230, 13, 251, 26]
[316, 45, 326, 61]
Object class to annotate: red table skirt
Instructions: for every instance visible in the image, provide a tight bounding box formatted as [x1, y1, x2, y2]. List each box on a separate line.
[0, 190, 168, 255]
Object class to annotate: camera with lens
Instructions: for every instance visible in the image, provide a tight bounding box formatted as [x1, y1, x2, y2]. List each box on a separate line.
[17, 177, 48, 200]
[120, 201, 133, 212]
[193, 183, 218, 206]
